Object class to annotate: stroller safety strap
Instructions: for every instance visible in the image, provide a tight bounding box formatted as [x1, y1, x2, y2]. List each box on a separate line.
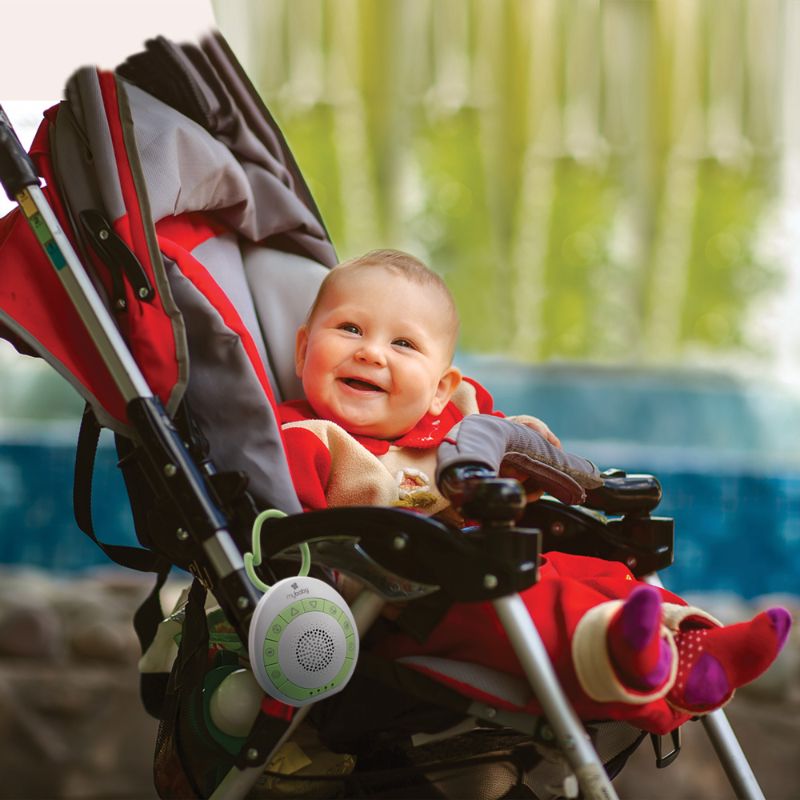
[74, 403, 167, 572]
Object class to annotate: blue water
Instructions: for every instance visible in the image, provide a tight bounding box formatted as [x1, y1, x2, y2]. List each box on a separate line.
[461, 356, 800, 599]
[2, 361, 799, 598]
[655, 469, 800, 597]
[0, 429, 136, 573]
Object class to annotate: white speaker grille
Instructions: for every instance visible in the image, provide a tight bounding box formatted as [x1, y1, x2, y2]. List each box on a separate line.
[295, 627, 336, 672]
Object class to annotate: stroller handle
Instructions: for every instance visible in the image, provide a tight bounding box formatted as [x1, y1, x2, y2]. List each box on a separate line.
[0, 104, 39, 201]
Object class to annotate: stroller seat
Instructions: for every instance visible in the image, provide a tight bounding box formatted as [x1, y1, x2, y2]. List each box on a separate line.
[0, 32, 766, 800]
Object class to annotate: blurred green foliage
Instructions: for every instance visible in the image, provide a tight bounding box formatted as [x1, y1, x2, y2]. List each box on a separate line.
[215, 0, 783, 365]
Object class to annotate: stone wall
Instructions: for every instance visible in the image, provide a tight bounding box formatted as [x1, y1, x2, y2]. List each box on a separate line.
[0, 568, 159, 800]
[1, 568, 797, 799]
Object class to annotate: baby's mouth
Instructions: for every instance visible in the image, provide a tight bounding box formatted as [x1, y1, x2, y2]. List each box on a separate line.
[341, 377, 385, 393]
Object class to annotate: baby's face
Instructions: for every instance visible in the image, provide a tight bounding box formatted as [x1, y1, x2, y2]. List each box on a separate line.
[295, 267, 460, 439]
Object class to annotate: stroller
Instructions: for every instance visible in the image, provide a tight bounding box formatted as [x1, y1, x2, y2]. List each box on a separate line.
[0, 32, 767, 800]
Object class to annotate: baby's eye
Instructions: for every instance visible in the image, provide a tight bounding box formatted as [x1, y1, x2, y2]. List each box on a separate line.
[392, 338, 416, 349]
[339, 323, 361, 335]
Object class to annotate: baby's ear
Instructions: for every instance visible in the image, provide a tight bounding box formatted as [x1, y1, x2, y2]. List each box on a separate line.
[294, 325, 309, 377]
[429, 366, 462, 416]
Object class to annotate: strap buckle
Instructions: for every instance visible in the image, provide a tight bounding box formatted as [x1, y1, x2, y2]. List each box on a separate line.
[650, 728, 681, 768]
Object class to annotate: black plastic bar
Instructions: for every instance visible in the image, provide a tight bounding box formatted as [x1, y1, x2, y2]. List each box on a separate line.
[127, 397, 261, 639]
[0, 104, 39, 201]
[253, 506, 541, 602]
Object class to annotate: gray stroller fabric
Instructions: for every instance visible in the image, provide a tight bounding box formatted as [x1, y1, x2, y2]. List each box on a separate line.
[46, 38, 340, 512]
[242, 244, 328, 401]
[436, 415, 603, 505]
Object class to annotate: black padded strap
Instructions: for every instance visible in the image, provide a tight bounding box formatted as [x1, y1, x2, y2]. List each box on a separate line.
[73, 404, 165, 572]
[135, 565, 172, 718]
[133, 564, 171, 651]
[436, 415, 603, 505]
[174, 579, 211, 692]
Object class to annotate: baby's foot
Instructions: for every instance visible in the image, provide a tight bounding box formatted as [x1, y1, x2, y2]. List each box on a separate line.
[608, 585, 673, 692]
[667, 608, 792, 713]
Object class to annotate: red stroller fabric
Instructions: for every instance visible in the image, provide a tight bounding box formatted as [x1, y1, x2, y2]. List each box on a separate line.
[0, 109, 144, 425]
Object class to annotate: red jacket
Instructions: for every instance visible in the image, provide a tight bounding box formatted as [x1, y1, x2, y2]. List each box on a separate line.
[279, 377, 501, 514]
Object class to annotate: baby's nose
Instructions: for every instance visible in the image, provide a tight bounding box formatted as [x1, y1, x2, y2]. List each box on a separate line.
[355, 342, 386, 365]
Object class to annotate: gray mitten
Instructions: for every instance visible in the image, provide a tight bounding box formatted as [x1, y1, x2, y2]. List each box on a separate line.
[436, 415, 603, 505]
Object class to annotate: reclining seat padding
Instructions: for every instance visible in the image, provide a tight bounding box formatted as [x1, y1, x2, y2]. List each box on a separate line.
[29, 72, 189, 428]
[157, 232, 301, 511]
[189, 234, 272, 388]
[242, 244, 327, 402]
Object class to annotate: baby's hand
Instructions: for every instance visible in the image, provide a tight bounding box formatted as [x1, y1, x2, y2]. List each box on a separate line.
[508, 414, 562, 449]
[498, 464, 547, 502]
[500, 414, 562, 501]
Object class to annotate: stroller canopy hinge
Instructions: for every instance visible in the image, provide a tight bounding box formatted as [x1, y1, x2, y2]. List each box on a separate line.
[79, 208, 155, 310]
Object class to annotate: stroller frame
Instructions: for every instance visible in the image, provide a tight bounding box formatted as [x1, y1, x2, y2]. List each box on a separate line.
[0, 40, 766, 800]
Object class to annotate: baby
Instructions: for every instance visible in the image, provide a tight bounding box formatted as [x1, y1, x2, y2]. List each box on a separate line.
[278, 248, 791, 734]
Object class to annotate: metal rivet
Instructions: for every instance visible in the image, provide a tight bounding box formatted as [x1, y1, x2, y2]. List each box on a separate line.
[485, 707, 497, 719]
[163, 463, 177, 477]
[138, 287, 149, 299]
[626, 556, 638, 569]
[236, 596, 249, 609]
[246, 748, 260, 761]
[550, 521, 565, 536]
[393, 535, 407, 550]
[176, 528, 189, 541]
[98, 229, 109, 240]
[483, 574, 498, 589]
[115, 298, 126, 310]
